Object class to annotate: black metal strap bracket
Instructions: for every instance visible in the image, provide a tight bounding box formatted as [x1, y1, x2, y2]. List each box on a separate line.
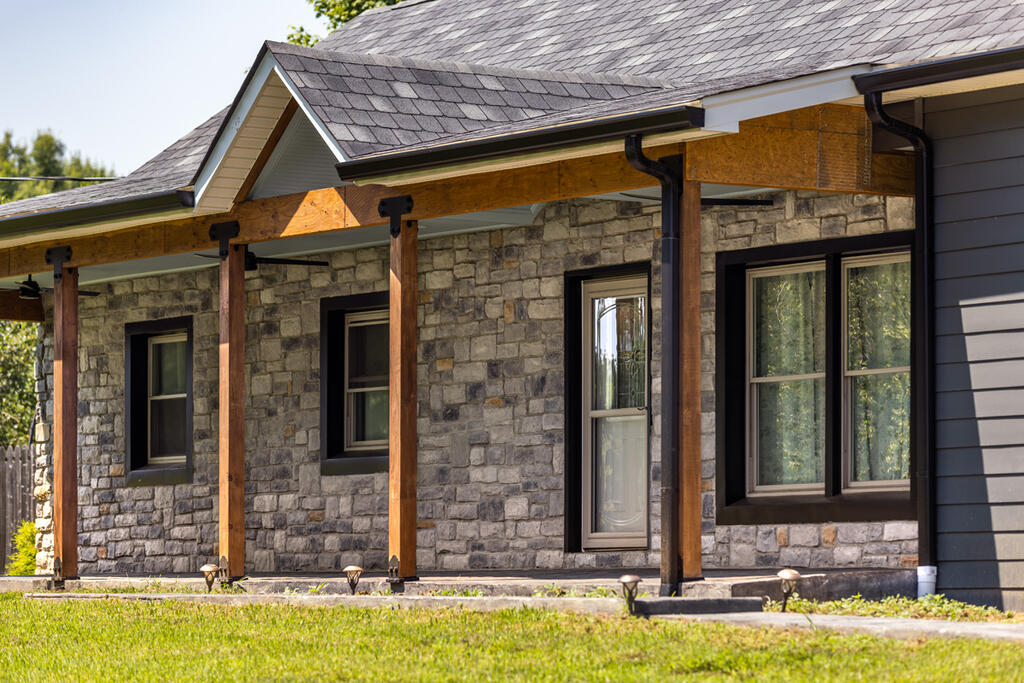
[378, 195, 414, 238]
[45, 246, 72, 283]
[210, 221, 241, 260]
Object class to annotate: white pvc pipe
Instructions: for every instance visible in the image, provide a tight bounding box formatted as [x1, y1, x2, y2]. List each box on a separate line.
[917, 565, 937, 598]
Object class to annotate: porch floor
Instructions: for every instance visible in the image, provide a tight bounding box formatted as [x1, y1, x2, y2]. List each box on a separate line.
[0, 567, 914, 601]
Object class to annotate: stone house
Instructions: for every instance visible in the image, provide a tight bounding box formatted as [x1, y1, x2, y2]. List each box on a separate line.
[3, 1, 1024, 607]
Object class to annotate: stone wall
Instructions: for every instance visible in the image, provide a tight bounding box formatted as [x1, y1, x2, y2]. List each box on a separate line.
[33, 192, 919, 575]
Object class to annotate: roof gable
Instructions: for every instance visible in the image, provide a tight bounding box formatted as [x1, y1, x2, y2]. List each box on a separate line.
[267, 41, 667, 158]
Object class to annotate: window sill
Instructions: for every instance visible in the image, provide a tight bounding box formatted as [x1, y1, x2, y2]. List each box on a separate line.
[717, 490, 913, 525]
[126, 464, 191, 487]
[321, 453, 387, 476]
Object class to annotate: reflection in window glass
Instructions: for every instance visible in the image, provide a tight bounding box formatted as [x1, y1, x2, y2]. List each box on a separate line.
[846, 258, 911, 484]
[592, 295, 647, 410]
[148, 334, 188, 464]
[749, 265, 825, 489]
[346, 311, 389, 450]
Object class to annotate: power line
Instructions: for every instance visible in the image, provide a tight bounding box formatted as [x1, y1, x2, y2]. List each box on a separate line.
[0, 176, 120, 182]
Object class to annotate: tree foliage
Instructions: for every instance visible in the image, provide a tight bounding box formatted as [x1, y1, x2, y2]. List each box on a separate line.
[0, 130, 108, 446]
[288, 0, 403, 46]
[5, 521, 37, 575]
[0, 130, 113, 203]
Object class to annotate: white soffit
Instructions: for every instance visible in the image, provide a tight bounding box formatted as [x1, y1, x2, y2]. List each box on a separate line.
[700, 64, 872, 132]
[193, 53, 348, 214]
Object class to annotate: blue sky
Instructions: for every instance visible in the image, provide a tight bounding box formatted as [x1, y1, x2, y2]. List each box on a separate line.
[0, 1, 326, 175]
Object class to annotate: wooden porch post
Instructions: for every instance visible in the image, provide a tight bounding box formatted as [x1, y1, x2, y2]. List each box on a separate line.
[218, 242, 246, 578]
[52, 263, 78, 579]
[389, 218, 418, 579]
[680, 177, 703, 580]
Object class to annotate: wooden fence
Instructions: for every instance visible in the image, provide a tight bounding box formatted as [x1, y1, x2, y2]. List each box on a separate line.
[1, 445, 33, 571]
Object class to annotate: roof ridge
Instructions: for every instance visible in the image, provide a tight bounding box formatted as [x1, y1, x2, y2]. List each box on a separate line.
[264, 40, 673, 89]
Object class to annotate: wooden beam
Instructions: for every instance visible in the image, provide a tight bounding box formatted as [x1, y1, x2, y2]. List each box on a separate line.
[218, 244, 246, 578]
[233, 100, 299, 204]
[680, 177, 702, 581]
[686, 104, 914, 195]
[389, 219, 418, 579]
[0, 104, 913, 281]
[0, 290, 44, 322]
[52, 265, 78, 578]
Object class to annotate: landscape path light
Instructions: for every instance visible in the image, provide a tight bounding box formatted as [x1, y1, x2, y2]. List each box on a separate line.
[777, 568, 802, 612]
[344, 565, 364, 595]
[200, 563, 220, 593]
[618, 574, 642, 615]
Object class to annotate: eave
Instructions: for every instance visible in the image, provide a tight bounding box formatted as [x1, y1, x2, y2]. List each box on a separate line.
[0, 190, 195, 243]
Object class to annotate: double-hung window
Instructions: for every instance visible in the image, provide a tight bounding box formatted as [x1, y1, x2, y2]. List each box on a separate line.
[344, 310, 389, 451]
[718, 232, 914, 523]
[147, 333, 189, 465]
[125, 317, 193, 485]
[321, 292, 390, 475]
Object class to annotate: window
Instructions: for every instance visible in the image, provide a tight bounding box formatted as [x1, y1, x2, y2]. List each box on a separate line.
[344, 310, 389, 451]
[125, 317, 193, 486]
[564, 264, 651, 552]
[147, 333, 189, 465]
[581, 276, 650, 549]
[747, 262, 826, 494]
[842, 254, 911, 490]
[717, 232, 915, 523]
[321, 292, 390, 475]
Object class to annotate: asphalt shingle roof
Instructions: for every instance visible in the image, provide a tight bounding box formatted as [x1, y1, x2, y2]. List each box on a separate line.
[7, 0, 1024, 223]
[319, 0, 1024, 83]
[267, 42, 666, 158]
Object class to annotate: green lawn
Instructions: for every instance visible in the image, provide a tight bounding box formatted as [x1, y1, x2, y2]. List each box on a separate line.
[1, 593, 1021, 681]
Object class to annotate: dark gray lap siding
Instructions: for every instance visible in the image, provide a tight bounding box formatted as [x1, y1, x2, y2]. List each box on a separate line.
[929, 83, 1024, 609]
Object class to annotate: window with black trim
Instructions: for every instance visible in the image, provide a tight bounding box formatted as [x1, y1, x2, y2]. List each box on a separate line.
[321, 292, 389, 475]
[563, 262, 652, 553]
[125, 316, 193, 486]
[717, 232, 915, 524]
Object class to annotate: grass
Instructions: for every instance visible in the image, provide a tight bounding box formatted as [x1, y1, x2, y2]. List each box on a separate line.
[1, 594, 1023, 681]
[766, 593, 1019, 622]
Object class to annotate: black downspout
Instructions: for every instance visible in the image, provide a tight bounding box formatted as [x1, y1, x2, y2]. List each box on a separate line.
[863, 93, 937, 576]
[624, 134, 682, 596]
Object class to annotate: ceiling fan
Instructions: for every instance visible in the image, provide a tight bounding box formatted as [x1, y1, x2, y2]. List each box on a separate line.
[195, 245, 329, 271]
[0, 274, 101, 300]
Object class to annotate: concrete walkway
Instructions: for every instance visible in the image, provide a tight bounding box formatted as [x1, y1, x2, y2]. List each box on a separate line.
[669, 612, 1024, 644]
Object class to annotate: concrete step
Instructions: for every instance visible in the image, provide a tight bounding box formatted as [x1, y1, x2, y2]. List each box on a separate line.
[634, 596, 764, 616]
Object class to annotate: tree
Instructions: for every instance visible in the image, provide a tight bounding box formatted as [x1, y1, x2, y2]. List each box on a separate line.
[0, 130, 113, 203]
[0, 130, 111, 445]
[288, 0, 403, 46]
